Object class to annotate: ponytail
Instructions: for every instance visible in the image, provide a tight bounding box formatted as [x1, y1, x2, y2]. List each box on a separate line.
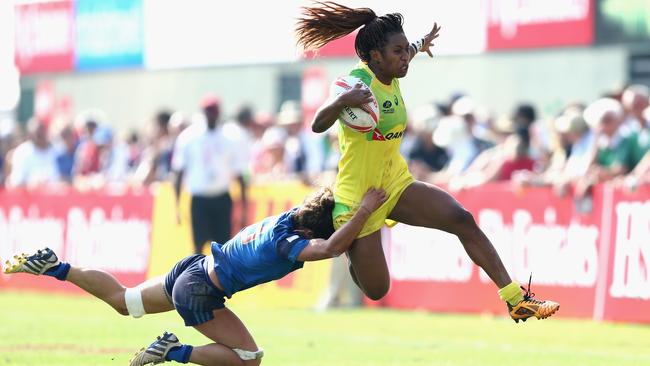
[296, 2, 405, 62]
[296, 1, 377, 54]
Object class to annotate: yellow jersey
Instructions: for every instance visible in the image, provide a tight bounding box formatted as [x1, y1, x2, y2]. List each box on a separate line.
[332, 62, 414, 236]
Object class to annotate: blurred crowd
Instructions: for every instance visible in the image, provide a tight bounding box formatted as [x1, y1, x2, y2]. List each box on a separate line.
[1, 84, 649, 206]
[407, 84, 650, 198]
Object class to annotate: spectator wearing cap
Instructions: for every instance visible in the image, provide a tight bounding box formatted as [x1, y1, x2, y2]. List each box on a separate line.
[7, 118, 60, 189]
[172, 94, 248, 254]
[575, 98, 635, 197]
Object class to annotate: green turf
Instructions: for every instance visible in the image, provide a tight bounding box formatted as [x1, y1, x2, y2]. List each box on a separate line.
[1, 291, 649, 366]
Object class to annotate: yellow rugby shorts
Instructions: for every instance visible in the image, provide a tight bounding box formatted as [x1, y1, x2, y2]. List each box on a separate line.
[333, 172, 414, 238]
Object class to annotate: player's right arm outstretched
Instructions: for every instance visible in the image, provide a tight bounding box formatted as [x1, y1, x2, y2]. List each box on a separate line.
[297, 188, 386, 261]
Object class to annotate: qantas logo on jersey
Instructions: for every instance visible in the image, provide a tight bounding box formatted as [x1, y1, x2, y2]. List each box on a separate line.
[385, 130, 404, 140]
[370, 128, 404, 141]
[371, 128, 385, 141]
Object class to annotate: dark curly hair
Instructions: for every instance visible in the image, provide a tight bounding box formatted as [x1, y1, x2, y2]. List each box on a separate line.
[292, 187, 336, 239]
[295, 1, 405, 62]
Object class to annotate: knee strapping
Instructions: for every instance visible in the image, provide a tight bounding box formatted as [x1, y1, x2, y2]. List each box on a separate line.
[233, 348, 264, 361]
[125, 287, 146, 318]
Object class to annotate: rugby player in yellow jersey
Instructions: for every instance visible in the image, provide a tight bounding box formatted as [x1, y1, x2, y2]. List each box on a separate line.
[296, 1, 559, 322]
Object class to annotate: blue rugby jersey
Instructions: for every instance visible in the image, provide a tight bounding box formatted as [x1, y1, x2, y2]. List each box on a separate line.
[209, 208, 310, 297]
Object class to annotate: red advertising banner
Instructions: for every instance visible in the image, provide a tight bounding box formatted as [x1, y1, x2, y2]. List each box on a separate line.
[14, 0, 75, 74]
[599, 185, 650, 323]
[382, 183, 601, 318]
[486, 0, 594, 50]
[0, 188, 153, 292]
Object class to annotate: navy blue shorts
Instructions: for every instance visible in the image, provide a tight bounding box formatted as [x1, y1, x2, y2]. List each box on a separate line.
[164, 254, 227, 326]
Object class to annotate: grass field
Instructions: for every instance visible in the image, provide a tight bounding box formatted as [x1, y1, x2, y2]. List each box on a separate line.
[1, 291, 649, 366]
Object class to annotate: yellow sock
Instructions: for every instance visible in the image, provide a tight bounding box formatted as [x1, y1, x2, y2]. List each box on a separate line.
[499, 282, 524, 306]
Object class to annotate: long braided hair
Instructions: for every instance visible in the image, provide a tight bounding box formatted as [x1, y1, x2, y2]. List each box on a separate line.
[295, 1, 405, 62]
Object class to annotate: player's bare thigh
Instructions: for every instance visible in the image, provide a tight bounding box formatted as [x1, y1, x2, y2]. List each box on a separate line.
[346, 230, 389, 300]
[388, 180, 471, 232]
[193, 307, 261, 366]
[139, 275, 175, 314]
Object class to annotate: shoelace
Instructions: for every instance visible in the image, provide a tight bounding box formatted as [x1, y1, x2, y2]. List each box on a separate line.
[520, 274, 544, 305]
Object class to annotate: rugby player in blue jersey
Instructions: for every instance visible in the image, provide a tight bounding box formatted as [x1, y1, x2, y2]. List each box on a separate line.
[3, 186, 386, 366]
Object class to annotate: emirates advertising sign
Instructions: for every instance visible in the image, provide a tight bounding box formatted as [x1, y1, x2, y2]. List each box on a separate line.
[14, 0, 75, 74]
[486, 0, 594, 50]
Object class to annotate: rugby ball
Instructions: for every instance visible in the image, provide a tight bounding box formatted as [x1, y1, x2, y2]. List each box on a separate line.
[330, 75, 379, 133]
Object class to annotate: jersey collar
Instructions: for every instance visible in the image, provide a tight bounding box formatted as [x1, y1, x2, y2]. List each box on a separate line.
[358, 61, 395, 92]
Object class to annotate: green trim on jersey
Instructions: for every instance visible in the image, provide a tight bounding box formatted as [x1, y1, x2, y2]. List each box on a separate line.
[331, 61, 411, 207]
[350, 68, 373, 87]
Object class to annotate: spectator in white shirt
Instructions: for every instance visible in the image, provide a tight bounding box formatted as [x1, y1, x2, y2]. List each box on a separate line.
[172, 94, 248, 254]
[7, 118, 60, 189]
[222, 105, 254, 179]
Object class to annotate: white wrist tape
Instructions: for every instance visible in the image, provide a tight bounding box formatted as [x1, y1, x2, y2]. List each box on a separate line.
[410, 37, 426, 54]
[233, 348, 264, 360]
[125, 287, 146, 318]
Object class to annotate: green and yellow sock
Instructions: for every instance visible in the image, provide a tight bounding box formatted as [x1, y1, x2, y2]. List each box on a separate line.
[498, 282, 524, 306]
